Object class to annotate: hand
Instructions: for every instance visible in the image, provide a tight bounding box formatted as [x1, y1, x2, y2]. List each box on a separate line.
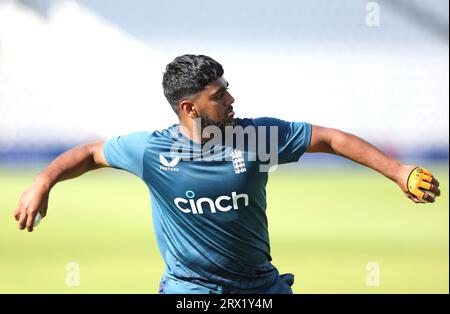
[14, 176, 51, 232]
[396, 165, 441, 204]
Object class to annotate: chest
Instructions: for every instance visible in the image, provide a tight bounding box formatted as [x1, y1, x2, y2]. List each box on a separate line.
[144, 146, 265, 198]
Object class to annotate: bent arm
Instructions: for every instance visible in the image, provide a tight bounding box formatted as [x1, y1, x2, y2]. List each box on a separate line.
[14, 141, 109, 232]
[307, 125, 404, 183]
[38, 141, 109, 189]
[306, 125, 440, 203]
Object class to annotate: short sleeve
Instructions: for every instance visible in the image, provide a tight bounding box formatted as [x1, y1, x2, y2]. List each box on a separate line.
[103, 131, 151, 178]
[253, 117, 312, 164]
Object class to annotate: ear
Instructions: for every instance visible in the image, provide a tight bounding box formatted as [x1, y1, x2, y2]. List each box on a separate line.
[179, 99, 198, 118]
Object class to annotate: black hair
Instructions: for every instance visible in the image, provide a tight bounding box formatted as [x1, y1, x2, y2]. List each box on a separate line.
[162, 54, 224, 115]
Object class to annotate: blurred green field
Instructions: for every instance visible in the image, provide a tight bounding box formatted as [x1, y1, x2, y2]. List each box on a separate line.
[0, 165, 448, 293]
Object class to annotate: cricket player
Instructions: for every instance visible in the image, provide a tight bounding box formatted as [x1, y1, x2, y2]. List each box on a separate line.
[14, 55, 441, 294]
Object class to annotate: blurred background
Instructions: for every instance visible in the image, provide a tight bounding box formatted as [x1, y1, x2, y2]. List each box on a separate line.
[0, 0, 448, 293]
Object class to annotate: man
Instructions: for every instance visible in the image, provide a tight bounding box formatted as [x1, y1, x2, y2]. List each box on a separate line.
[14, 54, 441, 294]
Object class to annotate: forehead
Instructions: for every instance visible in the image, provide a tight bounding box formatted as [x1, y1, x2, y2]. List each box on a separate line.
[206, 77, 228, 92]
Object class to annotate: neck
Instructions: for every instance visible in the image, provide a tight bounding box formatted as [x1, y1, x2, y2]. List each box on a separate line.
[179, 118, 211, 144]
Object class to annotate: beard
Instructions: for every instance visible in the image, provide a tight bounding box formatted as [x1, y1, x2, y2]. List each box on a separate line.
[199, 111, 236, 132]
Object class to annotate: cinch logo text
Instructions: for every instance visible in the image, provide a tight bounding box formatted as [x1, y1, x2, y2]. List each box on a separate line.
[174, 190, 249, 214]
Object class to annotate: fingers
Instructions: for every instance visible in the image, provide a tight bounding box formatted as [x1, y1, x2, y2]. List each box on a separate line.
[422, 168, 433, 177]
[419, 181, 431, 190]
[429, 183, 441, 196]
[431, 177, 440, 187]
[418, 174, 439, 194]
[15, 201, 42, 232]
[406, 193, 422, 204]
[418, 179, 440, 201]
[14, 207, 21, 221]
[26, 211, 38, 232]
[18, 211, 28, 230]
[422, 174, 432, 183]
[14, 185, 49, 231]
[407, 167, 441, 204]
[421, 191, 435, 203]
[412, 186, 439, 203]
[17, 209, 44, 232]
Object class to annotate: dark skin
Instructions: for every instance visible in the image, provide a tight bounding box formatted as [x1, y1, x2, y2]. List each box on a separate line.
[14, 77, 440, 232]
[178, 77, 235, 142]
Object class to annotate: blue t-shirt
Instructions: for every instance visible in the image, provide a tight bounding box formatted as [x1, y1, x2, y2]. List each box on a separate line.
[103, 117, 311, 290]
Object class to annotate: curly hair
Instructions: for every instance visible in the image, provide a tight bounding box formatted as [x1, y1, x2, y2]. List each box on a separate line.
[162, 54, 224, 115]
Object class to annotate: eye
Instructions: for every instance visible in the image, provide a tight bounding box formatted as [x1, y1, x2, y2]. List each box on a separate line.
[216, 91, 225, 100]
[213, 87, 229, 101]
[220, 87, 230, 98]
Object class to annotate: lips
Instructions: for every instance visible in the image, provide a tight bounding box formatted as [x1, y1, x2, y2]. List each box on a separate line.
[227, 111, 235, 118]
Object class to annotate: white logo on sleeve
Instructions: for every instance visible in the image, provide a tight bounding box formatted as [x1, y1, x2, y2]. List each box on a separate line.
[174, 190, 249, 214]
[231, 149, 246, 174]
[160, 154, 180, 172]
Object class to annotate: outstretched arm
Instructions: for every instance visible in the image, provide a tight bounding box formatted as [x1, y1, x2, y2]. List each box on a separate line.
[14, 142, 109, 232]
[306, 125, 440, 204]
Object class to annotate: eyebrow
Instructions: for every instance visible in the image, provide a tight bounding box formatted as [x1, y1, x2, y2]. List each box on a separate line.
[210, 82, 229, 98]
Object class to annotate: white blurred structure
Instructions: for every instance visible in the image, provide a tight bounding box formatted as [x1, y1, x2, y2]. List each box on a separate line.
[0, 0, 448, 160]
[0, 0, 169, 151]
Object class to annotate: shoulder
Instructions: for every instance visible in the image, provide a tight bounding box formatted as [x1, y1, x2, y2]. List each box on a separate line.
[236, 117, 291, 128]
[144, 124, 184, 146]
[122, 131, 153, 140]
[109, 131, 153, 147]
[114, 124, 178, 144]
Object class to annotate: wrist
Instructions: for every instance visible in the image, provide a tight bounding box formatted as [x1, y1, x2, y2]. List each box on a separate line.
[394, 164, 416, 188]
[34, 172, 55, 190]
[383, 160, 403, 184]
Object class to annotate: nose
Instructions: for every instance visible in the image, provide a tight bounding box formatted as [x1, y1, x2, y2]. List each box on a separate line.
[225, 92, 235, 108]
